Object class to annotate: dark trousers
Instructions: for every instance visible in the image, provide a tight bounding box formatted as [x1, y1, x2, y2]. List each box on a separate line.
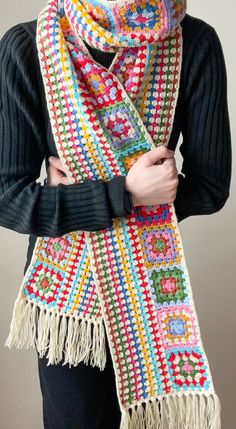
[37, 332, 121, 429]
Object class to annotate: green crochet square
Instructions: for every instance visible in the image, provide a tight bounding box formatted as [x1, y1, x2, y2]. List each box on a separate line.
[149, 266, 188, 307]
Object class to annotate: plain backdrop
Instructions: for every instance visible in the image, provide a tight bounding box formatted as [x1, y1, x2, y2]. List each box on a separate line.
[0, 1, 235, 428]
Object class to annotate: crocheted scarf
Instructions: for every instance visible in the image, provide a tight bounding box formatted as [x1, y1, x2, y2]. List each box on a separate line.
[6, 0, 222, 427]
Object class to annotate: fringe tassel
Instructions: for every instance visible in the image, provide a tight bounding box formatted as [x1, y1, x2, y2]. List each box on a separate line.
[5, 298, 107, 370]
[120, 393, 221, 429]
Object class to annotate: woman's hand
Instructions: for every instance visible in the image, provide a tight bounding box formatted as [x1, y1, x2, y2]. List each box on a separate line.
[125, 146, 179, 206]
[46, 156, 70, 186]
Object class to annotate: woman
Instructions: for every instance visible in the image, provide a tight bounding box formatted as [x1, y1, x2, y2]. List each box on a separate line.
[0, 2, 231, 428]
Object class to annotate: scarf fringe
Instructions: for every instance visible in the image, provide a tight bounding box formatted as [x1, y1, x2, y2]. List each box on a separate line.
[120, 393, 221, 429]
[4, 297, 107, 370]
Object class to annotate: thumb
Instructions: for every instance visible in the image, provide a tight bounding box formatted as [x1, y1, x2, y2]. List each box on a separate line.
[49, 156, 66, 173]
[138, 146, 173, 168]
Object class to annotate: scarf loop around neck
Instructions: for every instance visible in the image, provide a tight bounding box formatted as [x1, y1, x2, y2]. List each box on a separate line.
[5, 0, 222, 427]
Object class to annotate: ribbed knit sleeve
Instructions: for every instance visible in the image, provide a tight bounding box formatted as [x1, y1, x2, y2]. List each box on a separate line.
[0, 15, 232, 242]
[173, 18, 232, 222]
[0, 24, 128, 237]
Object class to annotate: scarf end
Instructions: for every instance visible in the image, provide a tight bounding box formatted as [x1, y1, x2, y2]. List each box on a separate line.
[120, 393, 221, 429]
[5, 297, 107, 370]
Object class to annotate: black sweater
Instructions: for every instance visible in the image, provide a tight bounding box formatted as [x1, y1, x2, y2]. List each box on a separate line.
[0, 14, 232, 275]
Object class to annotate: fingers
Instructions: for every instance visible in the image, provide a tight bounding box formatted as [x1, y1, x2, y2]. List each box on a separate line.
[158, 147, 175, 158]
[58, 176, 69, 185]
[48, 156, 67, 175]
[138, 146, 175, 168]
[47, 163, 69, 186]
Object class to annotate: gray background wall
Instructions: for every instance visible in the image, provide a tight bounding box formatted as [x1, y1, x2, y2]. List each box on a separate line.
[0, 1, 235, 428]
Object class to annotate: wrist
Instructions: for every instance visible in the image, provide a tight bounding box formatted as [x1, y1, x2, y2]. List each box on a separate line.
[131, 195, 139, 207]
[123, 187, 135, 214]
[124, 177, 133, 193]
[124, 178, 141, 207]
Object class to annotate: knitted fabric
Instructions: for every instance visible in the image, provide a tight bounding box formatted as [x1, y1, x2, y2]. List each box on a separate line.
[5, 0, 222, 427]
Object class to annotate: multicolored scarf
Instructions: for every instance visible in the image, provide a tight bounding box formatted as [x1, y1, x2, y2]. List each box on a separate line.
[5, 0, 222, 427]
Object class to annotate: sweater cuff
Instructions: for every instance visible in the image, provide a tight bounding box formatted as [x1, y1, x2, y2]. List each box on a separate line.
[105, 175, 127, 218]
